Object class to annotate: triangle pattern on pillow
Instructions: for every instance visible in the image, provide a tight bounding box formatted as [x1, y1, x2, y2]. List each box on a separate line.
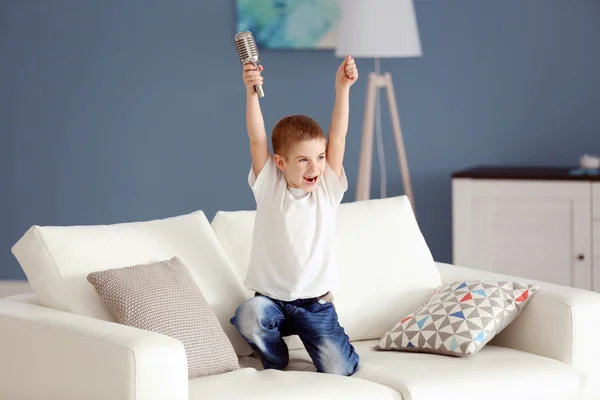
[374, 280, 538, 356]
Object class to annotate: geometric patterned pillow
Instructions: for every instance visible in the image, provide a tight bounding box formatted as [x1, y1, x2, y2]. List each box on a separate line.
[374, 280, 539, 356]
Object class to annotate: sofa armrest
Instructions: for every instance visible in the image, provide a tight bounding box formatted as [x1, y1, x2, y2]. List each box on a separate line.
[0, 298, 189, 400]
[436, 262, 600, 398]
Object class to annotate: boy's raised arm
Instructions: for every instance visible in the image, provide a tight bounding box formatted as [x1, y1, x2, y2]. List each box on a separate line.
[327, 55, 358, 179]
[243, 63, 270, 177]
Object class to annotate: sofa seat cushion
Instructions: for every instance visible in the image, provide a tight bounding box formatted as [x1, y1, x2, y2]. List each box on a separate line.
[286, 340, 583, 400]
[188, 368, 403, 400]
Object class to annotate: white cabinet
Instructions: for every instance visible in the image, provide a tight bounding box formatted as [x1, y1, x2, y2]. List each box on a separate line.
[452, 167, 599, 292]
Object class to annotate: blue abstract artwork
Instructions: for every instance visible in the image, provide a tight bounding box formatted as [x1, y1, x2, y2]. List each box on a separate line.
[236, 0, 341, 50]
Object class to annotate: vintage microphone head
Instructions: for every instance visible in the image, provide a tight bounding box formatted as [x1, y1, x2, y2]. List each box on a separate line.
[234, 31, 264, 97]
[234, 31, 260, 64]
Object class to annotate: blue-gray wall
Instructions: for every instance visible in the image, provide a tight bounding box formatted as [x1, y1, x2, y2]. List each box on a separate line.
[1, 1, 599, 280]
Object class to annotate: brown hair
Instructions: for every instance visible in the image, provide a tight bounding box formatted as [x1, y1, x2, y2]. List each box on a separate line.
[272, 114, 326, 158]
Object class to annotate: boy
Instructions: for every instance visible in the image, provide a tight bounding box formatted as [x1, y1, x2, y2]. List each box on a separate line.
[230, 55, 359, 376]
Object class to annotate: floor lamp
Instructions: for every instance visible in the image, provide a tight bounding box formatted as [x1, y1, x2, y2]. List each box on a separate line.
[336, 0, 422, 212]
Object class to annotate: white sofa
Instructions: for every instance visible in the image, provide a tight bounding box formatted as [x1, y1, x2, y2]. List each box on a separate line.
[1, 196, 599, 400]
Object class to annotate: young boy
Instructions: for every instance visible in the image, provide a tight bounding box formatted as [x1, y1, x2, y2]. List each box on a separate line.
[230, 55, 359, 376]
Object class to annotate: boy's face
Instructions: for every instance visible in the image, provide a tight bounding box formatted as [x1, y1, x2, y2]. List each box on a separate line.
[275, 138, 327, 192]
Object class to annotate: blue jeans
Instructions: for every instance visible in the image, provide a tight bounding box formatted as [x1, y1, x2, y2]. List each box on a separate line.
[230, 293, 359, 376]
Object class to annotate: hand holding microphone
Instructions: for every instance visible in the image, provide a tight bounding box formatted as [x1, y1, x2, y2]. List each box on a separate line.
[234, 31, 265, 98]
[242, 63, 264, 97]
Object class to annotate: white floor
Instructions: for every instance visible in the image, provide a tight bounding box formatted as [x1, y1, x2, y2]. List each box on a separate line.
[0, 280, 31, 298]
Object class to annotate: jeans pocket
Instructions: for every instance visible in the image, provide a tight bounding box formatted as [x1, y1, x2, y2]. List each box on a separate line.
[317, 291, 334, 305]
[310, 299, 335, 314]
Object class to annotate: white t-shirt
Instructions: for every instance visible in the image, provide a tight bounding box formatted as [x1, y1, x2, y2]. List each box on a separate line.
[244, 156, 348, 301]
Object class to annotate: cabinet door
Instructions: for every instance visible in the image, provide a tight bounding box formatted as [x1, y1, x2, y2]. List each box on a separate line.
[453, 179, 592, 290]
[593, 183, 600, 291]
[594, 183, 600, 220]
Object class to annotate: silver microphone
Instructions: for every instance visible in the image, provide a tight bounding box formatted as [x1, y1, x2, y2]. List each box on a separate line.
[234, 31, 264, 98]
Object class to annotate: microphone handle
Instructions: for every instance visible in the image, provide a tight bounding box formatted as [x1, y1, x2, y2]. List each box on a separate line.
[255, 83, 264, 98]
[250, 62, 264, 98]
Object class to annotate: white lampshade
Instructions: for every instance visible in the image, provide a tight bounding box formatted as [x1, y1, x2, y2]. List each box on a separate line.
[335, 0, 422, 58]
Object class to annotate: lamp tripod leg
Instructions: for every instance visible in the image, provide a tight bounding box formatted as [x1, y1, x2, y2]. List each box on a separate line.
[355, 72, 378, 202]
[383, 72, 416, 215]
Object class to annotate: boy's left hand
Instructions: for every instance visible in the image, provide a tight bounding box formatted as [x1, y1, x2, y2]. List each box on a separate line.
[336, 54, 358, 91]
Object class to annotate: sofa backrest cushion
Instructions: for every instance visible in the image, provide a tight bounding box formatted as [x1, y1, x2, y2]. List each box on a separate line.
[11, 211, 253, 356]
[209, 210, 256, 298]
[211, 196, 443, 343]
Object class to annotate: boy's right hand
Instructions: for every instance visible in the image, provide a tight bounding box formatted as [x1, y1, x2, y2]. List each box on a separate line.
[242, 63, 264, 95]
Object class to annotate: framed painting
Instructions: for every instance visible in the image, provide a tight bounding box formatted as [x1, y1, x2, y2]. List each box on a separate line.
[236, 0, 341, 50]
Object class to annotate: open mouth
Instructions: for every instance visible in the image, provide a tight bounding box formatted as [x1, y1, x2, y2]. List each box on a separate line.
[303, 175, 318, 184]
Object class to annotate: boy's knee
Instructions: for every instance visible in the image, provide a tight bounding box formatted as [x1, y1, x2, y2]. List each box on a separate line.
[230, 296, 275, 339]
[317, 339, 360, 376]
[322, 355, 359, 376]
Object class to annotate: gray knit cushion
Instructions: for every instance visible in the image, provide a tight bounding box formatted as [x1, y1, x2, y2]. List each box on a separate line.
[87, 256, 240, 378]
